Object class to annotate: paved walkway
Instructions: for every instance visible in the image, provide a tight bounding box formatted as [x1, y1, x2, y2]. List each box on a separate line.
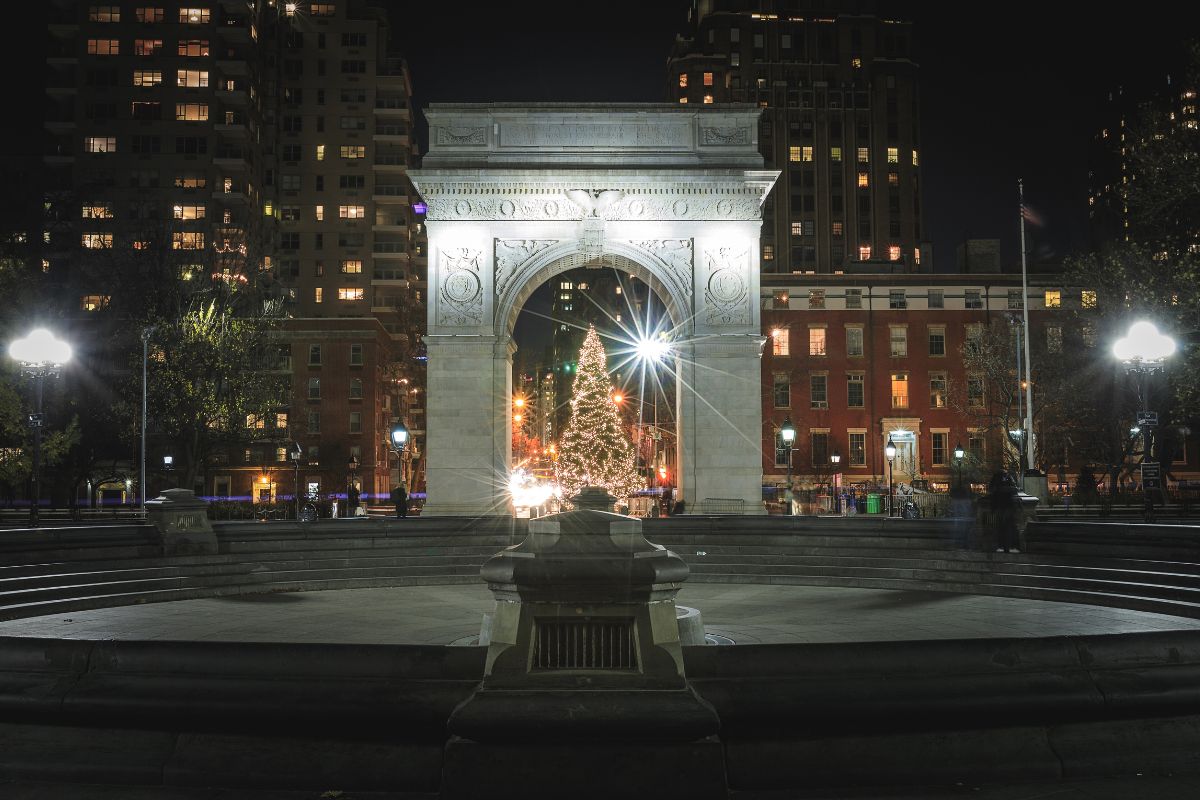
[2, 584, 1199, 644]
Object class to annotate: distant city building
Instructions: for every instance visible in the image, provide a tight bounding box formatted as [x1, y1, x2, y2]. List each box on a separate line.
[41, 0, 426, 504]
[667, 0, 923, 275]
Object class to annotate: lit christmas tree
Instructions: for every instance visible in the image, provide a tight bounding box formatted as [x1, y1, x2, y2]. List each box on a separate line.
[557, 325, 644, 505]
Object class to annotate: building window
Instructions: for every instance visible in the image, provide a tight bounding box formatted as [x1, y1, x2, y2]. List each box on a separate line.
[965, 290, 983, 309]
[857, 172, 869, 188]
[172, 232, 204, 250]
[773, 373, 790, 409]
[308, 378, 321, 400]
[338, 287, 364, 301]
[135, 7, 164, 22]
[847, 373, 865, 408]
[832, 221, 844, 237]
[887, 147, 899, 164]
[89, 6, 121, 21]
[81, 204, 113, 219]
[858, 244, 871, 261]
[349, 378, 363, 400]
[338, 205, 366, 219]
[1005, 289, 1021, 310]
[857, 147, 869, 163]
[791, 221, 803, 236]
[932, 432, 948, 466]
[845, 289, 862, 309]
[913, 149, 920, 167]
[831, 146, 842, 162]
[771, 328, 789, 356]
[349, 412, 362, 434]
[314, 287, 323, 303]
[802, 146, 814, 162]
[809, 289, 825, 309]
[965, 323, 984, 354]
[1081, 289, 1097, 309]
[179, 7, 211, 24]
[82, 233, 114, 250]
[134, 39, 163, 56]
[773, 291, 789, 309]
[891, 372, 909, 409]
[968, 434, 985, 464]
[679, 73, 687, 88]
[308, 344, 322, 365]
[849, 432, 866, 466]
[133, 70, 163, 87]
[846, 327, 864, 357]
[888, 245, 901, 262]
[810, 431, 829, 466]
[967, 375, 984, 407]
[929, 373, 947, 409]
[789, 146, 803, 162]
[79, 294, 110, 311]
[889, 326, 907, 357]
[349, 343, 363, 365]
[928, 326, 946, 356]
[177, 70, 209, 88]
[763, 244, 774, 261]
[889, 289, 907, 309]
[87, 39, 120, 55]
[85, 136, 117, 153]
[1047, 325, 1063, 354]
[340, 259, 362, 274]
[178, 39, 209, 56]
[175, 103, 209, 121]
[172, 204, 205, 220]
[775, 431, 791, 468]
[1044, 289, 1062, 308]
[802, 327, 824, 357]
[927, 289, 944, 309]
[339, 145, 366, 159]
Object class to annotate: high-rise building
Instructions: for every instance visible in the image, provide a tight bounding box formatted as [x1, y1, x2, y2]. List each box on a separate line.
[42, 0, 425, 507]
[666, 1, 923, 274]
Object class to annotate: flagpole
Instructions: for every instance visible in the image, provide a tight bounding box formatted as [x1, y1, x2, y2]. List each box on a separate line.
[1018, 179, 1035, 475]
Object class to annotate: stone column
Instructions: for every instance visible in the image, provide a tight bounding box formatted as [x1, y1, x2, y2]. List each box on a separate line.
[422, 335, 512, 516]
[678, 335, 767, 514]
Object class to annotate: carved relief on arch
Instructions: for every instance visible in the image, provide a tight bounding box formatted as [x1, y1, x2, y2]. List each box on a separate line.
[703, 247, 750, 326]
[436, 247, 485, 327]
[494, 239, 558, 298]
[624, 239, 694, 297]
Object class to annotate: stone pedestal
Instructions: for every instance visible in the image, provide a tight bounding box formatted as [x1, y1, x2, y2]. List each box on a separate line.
[145, 489, 217, 555]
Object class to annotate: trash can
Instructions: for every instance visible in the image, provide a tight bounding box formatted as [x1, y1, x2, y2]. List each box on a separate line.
[866, 493, 882, 514]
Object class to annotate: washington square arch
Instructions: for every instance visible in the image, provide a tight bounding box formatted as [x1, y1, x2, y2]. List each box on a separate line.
[409, 104, 779, 516]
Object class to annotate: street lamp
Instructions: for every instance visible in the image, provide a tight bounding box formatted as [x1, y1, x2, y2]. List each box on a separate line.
[885, 435, 897, 517]
[1113, 320, 1177, 522]
[390, 421, 410, 492]
[290, 442, 303, 520]
[346, 454, 360, 518]
[139, 325, 156, 517]
[830, 449, 842, 514]
[9, 328, 72, 527]
[780, 416, 796, 515]
[954, 442, 965, 490]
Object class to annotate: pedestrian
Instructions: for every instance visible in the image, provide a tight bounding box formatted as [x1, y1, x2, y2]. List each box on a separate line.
[988, 471, 1021, 553]
[348, 484, 361, 517]
[391, 483, 408, 519]
[330, 494, 339, 520]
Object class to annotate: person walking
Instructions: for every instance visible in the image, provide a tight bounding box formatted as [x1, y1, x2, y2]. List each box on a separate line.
[390, 483, 408, 519]
[988, 472, 1021, 553]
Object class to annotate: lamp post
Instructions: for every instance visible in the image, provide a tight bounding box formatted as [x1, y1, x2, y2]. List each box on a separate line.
[346, 454, 360, 518]
[390, 421, 410, 489]
[290, 442, 303, 520]
[780, 416, 796, 515]
[954, 442, 965, 491]
[885, 435, 897, 517]
[9, 328, 72, 528]
[1113, 320, 1176, 523]
[140, 325, 155, 516]
[830, 449, 842, 514]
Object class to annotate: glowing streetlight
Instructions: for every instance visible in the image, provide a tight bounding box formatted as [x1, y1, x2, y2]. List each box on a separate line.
[780, 417, 796, 516]
[634, 335, 670, 365]
[612, 392, 624, 404]
[1113, 320, 1177, 522]
[513, 397, 525, 409]
[885, 436, 897, 517]
[9, 328, 72, 527]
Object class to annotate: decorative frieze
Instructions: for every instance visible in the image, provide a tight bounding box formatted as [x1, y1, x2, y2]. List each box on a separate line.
[700, 126, 752, 146]
[423, 188, 762, 221]
[703, 247, 751, 326]
[435, 126, 488, 145]
[437, 247, 485, 327]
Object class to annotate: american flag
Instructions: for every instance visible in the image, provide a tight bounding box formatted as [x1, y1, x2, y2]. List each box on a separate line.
[1021, 203, 1045, 227]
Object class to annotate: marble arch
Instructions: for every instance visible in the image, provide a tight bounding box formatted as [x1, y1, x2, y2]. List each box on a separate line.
[409, 104, 778, 515]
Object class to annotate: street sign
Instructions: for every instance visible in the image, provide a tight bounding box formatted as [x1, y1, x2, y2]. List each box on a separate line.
[1137, 411, 1159, 427]
[1141, 462, 1162, 490]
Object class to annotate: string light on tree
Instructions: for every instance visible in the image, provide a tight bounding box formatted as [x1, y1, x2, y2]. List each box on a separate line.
[557, 325, 643, 505]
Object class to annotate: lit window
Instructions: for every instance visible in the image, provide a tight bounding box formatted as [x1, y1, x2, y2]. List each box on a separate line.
[134, 39, 163, 56]
[703, 72, 713, 86]
[851, 57, 862, 68]
[179, 8, 211, 24]
[1081, 289, 1097, 308]
[1044, 289, 1061, 308]
[703, 94, 714, 104]
[891, 372, 909, 409]
[615, 286, 622, 295]
[135, 8, 164, 23]
[832, 221, 844, 237]
[678, 97, 688, 104]
[763, 244, 774, 261]
[802, 146, 813, 162]
[175, 103, 209, 121]
[789, 146, 802, 162]
[340, 259, 362, 274]
[888, 245, 901, 261]
[315, 205, 324, 221]
[177, 39, 209, 57]
[316, 144, 326, 161]
[80, 294, 110, 311]
[771, 329, 789, 356]
[809, 327, 826, 356]
[338, 287, 365, 301]
[89, 6, 121, 22]
[87, 39, 120, 55]
[177, 70, 209, 88]
[338, 205, 366, 219]
[914, 247, 921, 266]
[339, 145, 365, 159]
[173, 204, 206, 220]
[679, 73, 688, 88]
[82, 204, 113, 219]
[81, 233, 113, 249]
[858, 244, 871, 261]
[830, 146, 842, 162]
[310, 3, 337, 15]
[887, 147, 899, 164]
[857, 147, 869, 163]
[889, 326, 907, 357]
[133, 70, 163, 87]
[172, 232, 205, 250]
[791, 221, 802, 236]
[314, 287, 323, 304]
[888, 172, 899, 186]
[912, 149, 920, 167]
[85, 136, 116, 154]
[857, 172, 869, 188]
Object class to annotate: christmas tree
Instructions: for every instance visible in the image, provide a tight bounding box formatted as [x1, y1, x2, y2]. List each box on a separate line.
[557, 325, 644, 504]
